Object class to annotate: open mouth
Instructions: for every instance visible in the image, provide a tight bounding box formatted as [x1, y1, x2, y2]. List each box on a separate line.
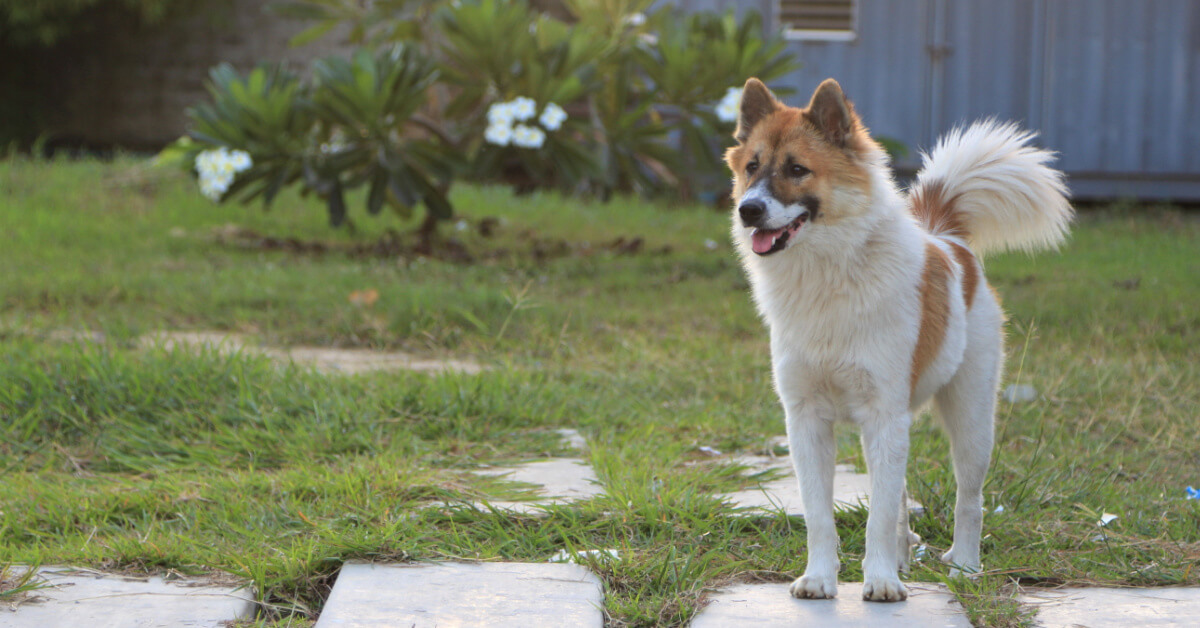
[750, 212, 809, 255]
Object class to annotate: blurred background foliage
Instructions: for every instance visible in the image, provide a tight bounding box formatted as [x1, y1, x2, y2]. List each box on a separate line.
[8, 0, 802, 235]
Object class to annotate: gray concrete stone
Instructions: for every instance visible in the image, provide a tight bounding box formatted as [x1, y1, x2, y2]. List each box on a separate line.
[722, 457, 873, 515]
[139, 331, 483, 375]
[474, 458, 603, 513]
[0, 566, 254, 628]
[556, 428, 588, 452]
[314, 561, 603, 628]
[1020, 586, 1200, 627]
[722, 456, 921, 516]
[692, 582, 971, 628]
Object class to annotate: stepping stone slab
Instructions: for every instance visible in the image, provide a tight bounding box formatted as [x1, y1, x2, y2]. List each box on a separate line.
[473, 458, 603, 513]
[722, 458, 870, 515]
[0, 566, 254, 628]
[140, 331, 483, 374]
[314, 561, 604, 627]
[692, 582, 971, 628]
[721, 456, 921, 516]
[1019, 586, 1200, 627]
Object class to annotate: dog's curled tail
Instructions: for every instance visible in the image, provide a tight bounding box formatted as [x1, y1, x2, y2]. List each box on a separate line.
[909, 119, 1072, 255]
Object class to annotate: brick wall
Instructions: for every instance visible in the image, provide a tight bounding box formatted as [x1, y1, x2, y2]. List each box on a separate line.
[42, 0, 355, 149]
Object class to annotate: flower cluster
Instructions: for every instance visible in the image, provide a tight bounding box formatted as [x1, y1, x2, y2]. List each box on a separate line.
[195, 147, 252, 201]
[484, 96, 568, 150]
[715, 86, 743, 124]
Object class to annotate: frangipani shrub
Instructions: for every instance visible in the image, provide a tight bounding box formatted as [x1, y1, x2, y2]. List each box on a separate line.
[183, 45, 455, 232]
[435, 0, 601, 192]
[178, 0, 803, 239]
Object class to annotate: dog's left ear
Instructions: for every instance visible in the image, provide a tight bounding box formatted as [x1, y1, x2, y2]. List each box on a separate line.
[804, 78, 857, 147]
[735, 78, 779, 144]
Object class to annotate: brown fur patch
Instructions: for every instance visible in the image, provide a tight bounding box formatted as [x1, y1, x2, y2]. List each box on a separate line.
[911, 242, 953, 397]
[948, 241, 979, 310]
[910, 179, 966, 238]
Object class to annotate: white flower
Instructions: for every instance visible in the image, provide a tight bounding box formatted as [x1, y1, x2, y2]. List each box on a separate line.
[716, 86, 743, 123]
[511, 124, 546, 149]
[484, 122, 513, 146]
[195, 147, 251, 202]
[199, 171, 232, 201]
[228, 149, 252, 172]
[539, 102, 567, 131]
[487, 101, 516, 127]
[510, 96, 537, 121]
[624, 12, 647, 27]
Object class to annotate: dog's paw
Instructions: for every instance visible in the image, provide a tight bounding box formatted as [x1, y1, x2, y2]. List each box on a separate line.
[862, 575, 908, 602]
[789, 573, 838, 599]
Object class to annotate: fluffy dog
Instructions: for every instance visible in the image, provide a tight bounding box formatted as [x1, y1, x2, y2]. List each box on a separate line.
[725, 78, 1071, 601]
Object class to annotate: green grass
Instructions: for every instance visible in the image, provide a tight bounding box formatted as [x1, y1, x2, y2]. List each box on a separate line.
[1, 157, 1198, 626]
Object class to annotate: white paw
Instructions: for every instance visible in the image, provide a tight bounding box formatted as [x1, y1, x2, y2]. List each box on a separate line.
[790, 573, 838, 599]
[862, 575, 908, 602]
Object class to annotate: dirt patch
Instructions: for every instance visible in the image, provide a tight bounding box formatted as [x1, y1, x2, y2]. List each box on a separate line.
[209, 221, 671, 263]
[139, 331, 484, 375]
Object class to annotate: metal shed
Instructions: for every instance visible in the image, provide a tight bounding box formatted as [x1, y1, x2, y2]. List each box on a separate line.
[665, 0, 1200, 201]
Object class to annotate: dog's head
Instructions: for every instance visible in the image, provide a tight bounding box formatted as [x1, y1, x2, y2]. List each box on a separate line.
[724, 78, 880, 257]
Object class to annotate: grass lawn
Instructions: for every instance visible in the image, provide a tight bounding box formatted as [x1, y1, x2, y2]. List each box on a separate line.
[1, 157, 1198, 626]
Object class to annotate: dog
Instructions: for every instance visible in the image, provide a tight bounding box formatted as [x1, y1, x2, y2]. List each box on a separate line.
[724, 78, 1071, 602]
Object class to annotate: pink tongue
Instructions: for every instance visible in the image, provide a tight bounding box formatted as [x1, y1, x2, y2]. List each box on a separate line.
[752, 229, 781, 254]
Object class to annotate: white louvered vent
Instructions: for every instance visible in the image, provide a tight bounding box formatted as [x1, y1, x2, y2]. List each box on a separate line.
[779, 0, 857, 40]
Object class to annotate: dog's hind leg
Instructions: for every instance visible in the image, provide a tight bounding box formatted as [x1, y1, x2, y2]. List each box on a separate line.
[897, 481, 920, 573]
[786, 408, 840, 600]
[935, 339, 1001, 576]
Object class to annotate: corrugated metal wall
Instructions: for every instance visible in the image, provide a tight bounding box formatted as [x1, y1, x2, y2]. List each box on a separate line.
[663, 0, 1200, 200]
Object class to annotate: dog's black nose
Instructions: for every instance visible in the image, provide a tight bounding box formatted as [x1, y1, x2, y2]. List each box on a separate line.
[739, 199, 766, 226]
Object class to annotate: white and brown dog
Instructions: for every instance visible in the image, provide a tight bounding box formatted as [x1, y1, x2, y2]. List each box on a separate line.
[725, 78, 1071, 601]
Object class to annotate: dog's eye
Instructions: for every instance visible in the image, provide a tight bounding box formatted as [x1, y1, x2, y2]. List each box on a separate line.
[790, 164, 811, 177]
[746, 161, 759, 175]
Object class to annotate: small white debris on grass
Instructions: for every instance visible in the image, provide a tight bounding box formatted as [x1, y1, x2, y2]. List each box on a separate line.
[914, 545, 928, 560]
[993, 505, 1005, 515]
[1098, 512, 1118, 527]
[1003, 384, 1038, 403]
[704, 239, 719, 250]
[698, 445, 722, 456]
[549, 549, 620, 564]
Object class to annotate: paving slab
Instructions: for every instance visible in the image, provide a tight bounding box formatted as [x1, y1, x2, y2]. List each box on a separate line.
[721, 456, 921, 516]
[473, 458, 603, 513]
[0, 566, 254, 628]
[692, 582, 971, 628]
[1020, 586, 1200, 627]
[314, 561, 603, 628]
[139, 331, 483, 374]
[556, 428, 588, 452]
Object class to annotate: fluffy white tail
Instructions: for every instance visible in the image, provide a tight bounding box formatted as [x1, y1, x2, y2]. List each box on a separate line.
[909, 120, 1072, 255]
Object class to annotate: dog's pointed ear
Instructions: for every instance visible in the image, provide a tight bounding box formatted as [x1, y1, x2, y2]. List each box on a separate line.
[804, 78, 856, 147]
[735, 78, 779, 144]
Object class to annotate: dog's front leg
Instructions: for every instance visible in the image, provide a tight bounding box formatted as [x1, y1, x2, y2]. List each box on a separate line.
[786, 406, 840, 599]
[859, 412, 912, 602]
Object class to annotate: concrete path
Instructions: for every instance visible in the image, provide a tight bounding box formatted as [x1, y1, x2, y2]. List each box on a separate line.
[139, 331, 483, 374]
[314, 561, 603, 628]
[1019, 586, 1200, 627]
[0, 566, 254, 628]
[720, 455, 921, 516]
[692, 582, 971, 627]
